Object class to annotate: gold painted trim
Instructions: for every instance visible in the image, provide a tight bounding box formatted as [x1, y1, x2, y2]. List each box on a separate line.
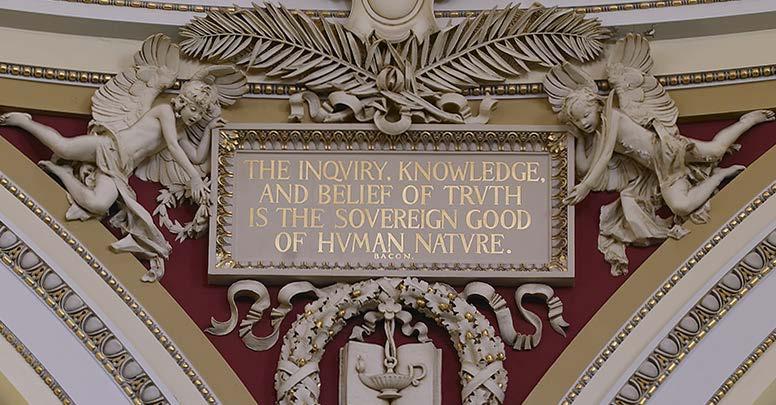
[707, 329, 776, 405]
[0, 368, 27, 405]
[562, 183, 776, 404]
[0, 130, 256, 405]
[0, 175, 216, 405]
[3, 77, 776, 128]
[0, 320, 73, 405]
[52, 0, 740, 16]
[613, 229, 776, 404]
[525, 143, 776, 405]
[0, 217, 166, 405]
[214, 127, 569, 278]
[2, 61, 775, 97]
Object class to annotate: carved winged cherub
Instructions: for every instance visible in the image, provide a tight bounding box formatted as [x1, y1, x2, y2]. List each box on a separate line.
[544, 33, 775, 275]
[0, 34, 247, 282]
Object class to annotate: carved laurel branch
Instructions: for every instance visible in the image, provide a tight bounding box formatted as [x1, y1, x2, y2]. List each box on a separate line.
[208, 278, 571, 404]
[273, 278, 507, 405]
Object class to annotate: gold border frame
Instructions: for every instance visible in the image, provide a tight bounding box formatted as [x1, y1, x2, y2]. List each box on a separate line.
[212, 125, 571, 283]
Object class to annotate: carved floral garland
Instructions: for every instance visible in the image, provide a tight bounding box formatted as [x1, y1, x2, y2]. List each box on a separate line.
[274, 277, 507, 404]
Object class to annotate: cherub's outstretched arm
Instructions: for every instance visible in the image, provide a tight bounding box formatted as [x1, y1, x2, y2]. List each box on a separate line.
[156, 106, 208, 202]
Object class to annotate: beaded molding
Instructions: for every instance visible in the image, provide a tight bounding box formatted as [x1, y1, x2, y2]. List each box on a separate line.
[0, 222, 165, 405]
[706, 328, 776, 405]
[562, 181, 776, 404]
[53, 0, 738, 16]
[0, 174, 219, 404]
[0, 319, 74, 404]
[613, 227, 776, 404]
[2, 61, 775, 98]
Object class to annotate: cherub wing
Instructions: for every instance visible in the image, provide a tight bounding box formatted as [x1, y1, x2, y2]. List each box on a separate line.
[134, 65, 248, 188]
[544, 62, 598, 113]
[606, 33, 678, 131]
[90, 34, 180, 133]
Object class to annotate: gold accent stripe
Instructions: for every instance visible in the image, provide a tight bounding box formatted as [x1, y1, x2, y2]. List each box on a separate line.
[0, 368, 26, 405]
[2, 61, 775, 97]
[525, 143, 776, 405]
[707, 329, 776, 405]
[0, 320, 73, 405]
[566, 184, 776, 405]
[0, 217, 166, 405]
[612, 229, 776, 404]
[0, 124, 256, 405]
[52, 0, 740, 16]
[0, 175, 215, 404]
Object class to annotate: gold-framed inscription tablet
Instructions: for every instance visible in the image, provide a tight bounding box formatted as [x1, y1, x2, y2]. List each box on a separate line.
[209, 124, 574, 285]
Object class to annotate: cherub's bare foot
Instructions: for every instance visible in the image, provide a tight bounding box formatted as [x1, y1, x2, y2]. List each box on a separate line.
[38, 160, 73, 179]
[690, 201, 712, 225]
[0, 112, 32, 127]
[713, 164, 746, 180]
[740, 110, 775, 126]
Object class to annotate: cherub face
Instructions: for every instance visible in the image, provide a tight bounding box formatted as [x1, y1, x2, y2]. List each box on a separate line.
[77, 163, 98, 188]
[171, 95, 206, 127]
[568, 98, 601, 134]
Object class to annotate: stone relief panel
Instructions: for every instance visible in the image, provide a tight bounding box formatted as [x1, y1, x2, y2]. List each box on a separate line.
[0, 1, 773, 404]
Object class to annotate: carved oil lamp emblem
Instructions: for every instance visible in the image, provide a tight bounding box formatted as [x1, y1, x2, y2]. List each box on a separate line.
[355, 301, 427, 401]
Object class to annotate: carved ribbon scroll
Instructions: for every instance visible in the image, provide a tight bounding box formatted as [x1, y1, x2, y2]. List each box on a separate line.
[462, 282, 569, 350]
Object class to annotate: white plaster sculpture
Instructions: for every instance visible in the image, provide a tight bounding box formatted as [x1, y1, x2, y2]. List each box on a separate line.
[342, 340, 440, 405]
[346, 299, 432, 404]
[180, 2, 609, 135]
[0, 34, 248, 282]
[544, 33, 775, 275]
[346, 0, 438, 42]
[207, 277, 569, 404]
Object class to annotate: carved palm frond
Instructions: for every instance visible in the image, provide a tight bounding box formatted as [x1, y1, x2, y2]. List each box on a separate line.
[180, 3, 377, 95]
[414, 5, 610, 93]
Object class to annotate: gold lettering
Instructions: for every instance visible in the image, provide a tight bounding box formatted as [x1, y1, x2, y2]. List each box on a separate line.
[249, 207, 268, 227]
[243, 159, 290, 180]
